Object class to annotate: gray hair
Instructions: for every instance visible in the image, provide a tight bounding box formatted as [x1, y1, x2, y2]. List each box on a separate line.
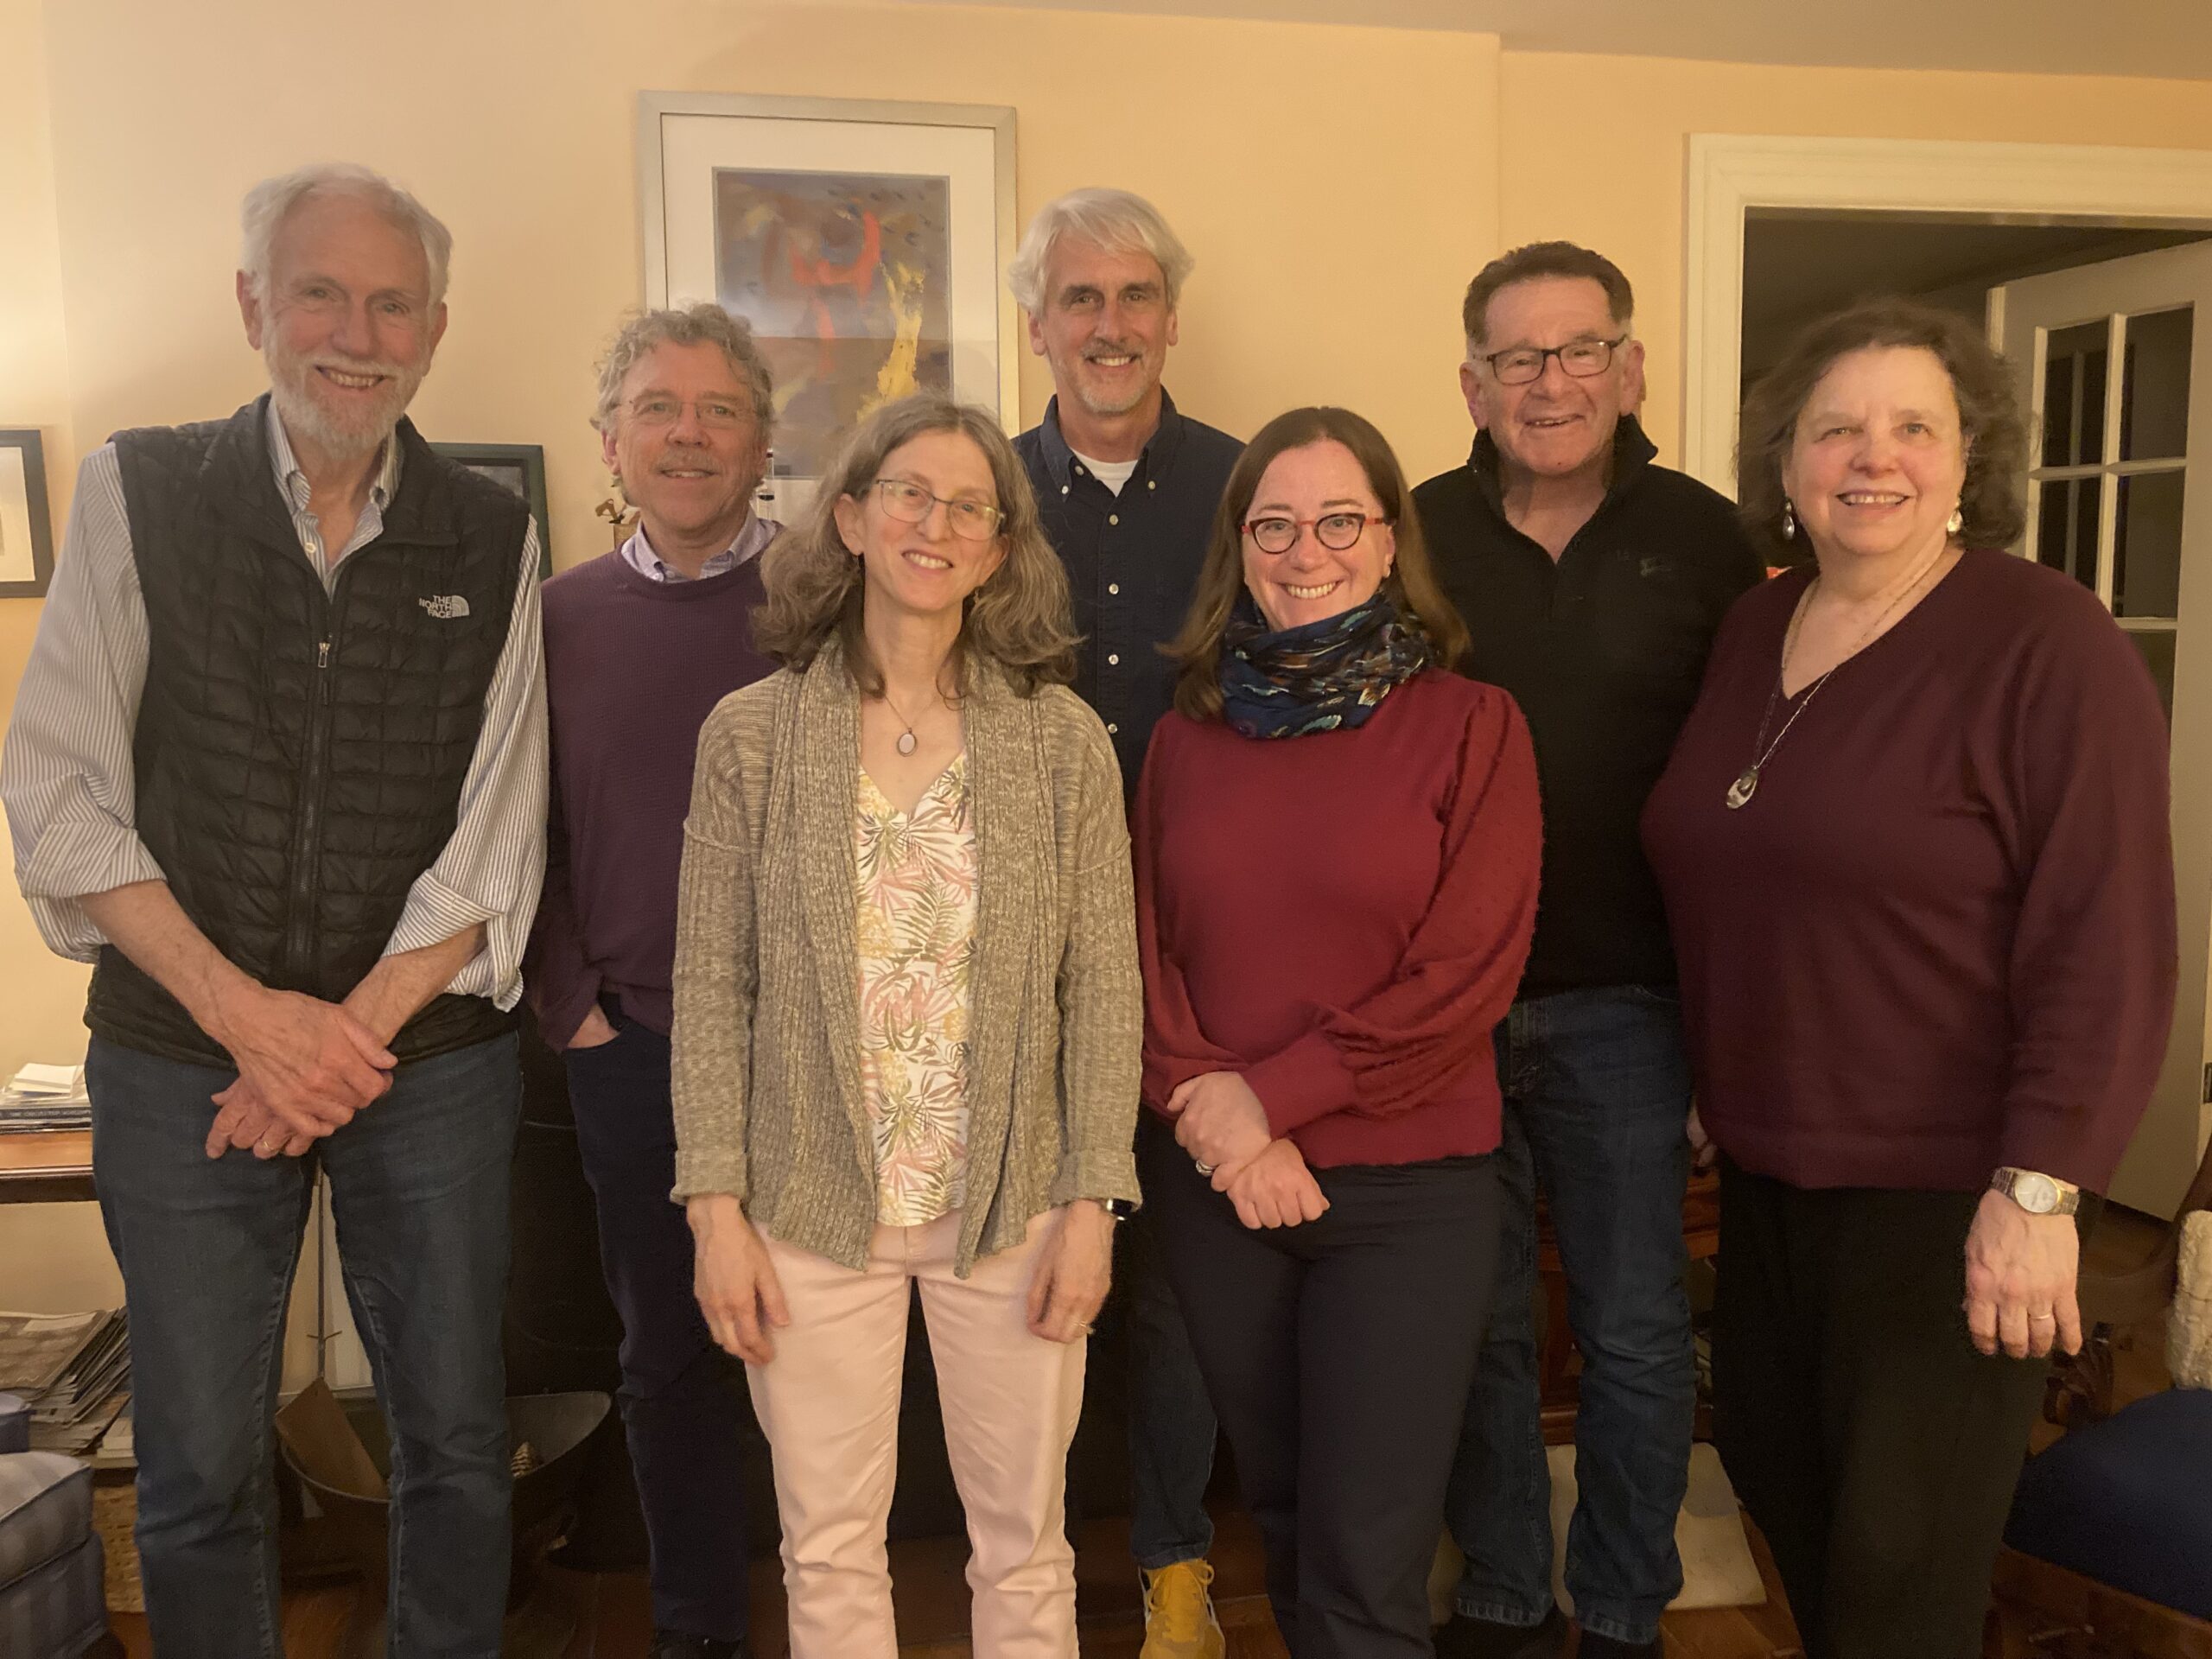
[591, 304, 775, 437]
[239, 162, 453, 308]
[1007, 188, 1195, 315]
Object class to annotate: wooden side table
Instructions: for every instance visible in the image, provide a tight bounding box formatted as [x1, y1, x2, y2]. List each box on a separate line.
[0, 1128, 95, 1205]
[1536, 1166, 1721, 1445]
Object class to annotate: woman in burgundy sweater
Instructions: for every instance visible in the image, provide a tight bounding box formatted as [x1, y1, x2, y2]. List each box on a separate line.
[1643, 302, 2175, 1659]
[1135, 406, 1541, 1657]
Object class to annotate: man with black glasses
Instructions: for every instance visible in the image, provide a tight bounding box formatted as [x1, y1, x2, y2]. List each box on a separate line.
[1414, 243, 1765, 1659]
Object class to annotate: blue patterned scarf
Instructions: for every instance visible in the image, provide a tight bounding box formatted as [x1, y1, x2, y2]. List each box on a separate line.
[1217, 592, 1433, 740]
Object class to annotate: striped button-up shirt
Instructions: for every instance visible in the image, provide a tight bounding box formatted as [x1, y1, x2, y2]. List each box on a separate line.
[0, 404, 548, 1008]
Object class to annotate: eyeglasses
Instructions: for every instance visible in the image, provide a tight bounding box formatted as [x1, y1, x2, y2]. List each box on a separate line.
[870, 477, 1005, 542]
[626, 395, 752, 429]
[1241, 512, 1389, 555]
[1474, 334, 1629, 386]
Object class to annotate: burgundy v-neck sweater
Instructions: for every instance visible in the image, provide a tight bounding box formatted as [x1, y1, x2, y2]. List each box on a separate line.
[1642, 549, 2175, 1194]
[528, 550, 775, 1050]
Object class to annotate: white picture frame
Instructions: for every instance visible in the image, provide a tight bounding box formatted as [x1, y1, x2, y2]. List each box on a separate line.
[637, 92, 1020, 520]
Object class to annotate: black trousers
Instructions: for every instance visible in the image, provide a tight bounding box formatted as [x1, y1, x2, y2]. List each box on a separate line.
[565, 1011, 752, 1643]
[1141, 1116, 1498, 1658]
[1712, 1160, 2072, 1659]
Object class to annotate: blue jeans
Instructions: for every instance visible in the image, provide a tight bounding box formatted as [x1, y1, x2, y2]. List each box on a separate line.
[1446, 987, 1696, 1645]
[1122, 1193, 1217, 1571]
[87, 1033, 521, 1659]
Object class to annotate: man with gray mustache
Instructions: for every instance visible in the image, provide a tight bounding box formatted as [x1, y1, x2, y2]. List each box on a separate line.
[3, 162, 545, 1657]
[1012, 188, 1241, 1659]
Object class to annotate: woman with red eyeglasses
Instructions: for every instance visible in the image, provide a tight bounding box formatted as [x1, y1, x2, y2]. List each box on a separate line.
[1134, 405, 1542, 1656]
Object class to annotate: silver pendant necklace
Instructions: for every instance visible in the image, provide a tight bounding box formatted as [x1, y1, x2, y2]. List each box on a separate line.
[1726, 545, 1951, 810]
[880, 685, 944, 757]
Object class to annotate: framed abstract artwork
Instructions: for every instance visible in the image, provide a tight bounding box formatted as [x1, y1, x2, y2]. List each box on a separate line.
[637, 92, 1019, 514]
[0, 429, 56, 599]
[431, 441, 552, 577]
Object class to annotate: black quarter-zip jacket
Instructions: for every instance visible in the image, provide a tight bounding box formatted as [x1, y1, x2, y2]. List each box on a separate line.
[1413, 416, 1767, 997]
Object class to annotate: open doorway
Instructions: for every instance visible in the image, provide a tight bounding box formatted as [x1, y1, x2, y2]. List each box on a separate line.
[1739, 210, 2209, 397]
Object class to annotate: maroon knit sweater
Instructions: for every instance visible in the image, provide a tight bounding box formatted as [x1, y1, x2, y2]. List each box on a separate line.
[1642, 549, 2176, 1194]
[527, 550, 776, 1050]
[1136, 671, 1541, 1168]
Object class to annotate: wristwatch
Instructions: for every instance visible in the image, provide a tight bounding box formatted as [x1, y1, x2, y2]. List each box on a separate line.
[1989, 1166, 2082, 1216]
[1097, 1198, 1138, 1222]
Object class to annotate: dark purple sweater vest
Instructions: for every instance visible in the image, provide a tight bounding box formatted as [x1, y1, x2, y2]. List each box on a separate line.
[528, 548, 776, 1048]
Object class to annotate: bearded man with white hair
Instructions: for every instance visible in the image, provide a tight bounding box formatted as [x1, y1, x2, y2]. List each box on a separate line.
[2, 162, 545, 1656]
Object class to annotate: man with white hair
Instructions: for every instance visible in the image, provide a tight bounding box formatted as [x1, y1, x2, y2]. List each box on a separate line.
[525, 303, 780, 1659]
[3, 162, 545, 1656]
[1011, 187, 1240, 1659]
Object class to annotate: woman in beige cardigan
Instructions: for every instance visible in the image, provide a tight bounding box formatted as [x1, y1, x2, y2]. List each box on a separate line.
[670, 393, 1143, 1659]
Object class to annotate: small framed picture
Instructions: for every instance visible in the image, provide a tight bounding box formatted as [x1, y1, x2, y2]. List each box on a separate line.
[0, 429, 57, 599]
[431, 442, 552, 577]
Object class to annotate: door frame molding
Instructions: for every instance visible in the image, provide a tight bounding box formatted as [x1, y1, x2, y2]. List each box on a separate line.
[1682, 134, 2212, 495]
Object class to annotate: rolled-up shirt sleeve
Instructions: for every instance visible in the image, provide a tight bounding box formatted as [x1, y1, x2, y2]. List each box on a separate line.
[379, 522, 549, 1007]
[1, 444, 165, 962]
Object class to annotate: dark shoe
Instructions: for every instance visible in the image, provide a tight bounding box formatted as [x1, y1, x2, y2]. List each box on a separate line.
[1573, 1630, 1662, 1658]
[648, 1633, 745, 1659]
[1436, 1606, 1566, 1659]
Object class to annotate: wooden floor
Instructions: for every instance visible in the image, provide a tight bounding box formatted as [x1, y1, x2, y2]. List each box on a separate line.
[108, 1206, 2177, 1658]
[110, 1502, 1806, 1658]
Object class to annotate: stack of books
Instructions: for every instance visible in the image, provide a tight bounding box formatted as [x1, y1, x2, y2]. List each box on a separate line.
[0, 1308, 131, 1458]
[0, 1062, 91, 1133]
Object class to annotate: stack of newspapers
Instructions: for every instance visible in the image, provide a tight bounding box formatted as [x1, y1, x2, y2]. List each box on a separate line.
[0, 1062, 92, 1133]
[0, 1308, 131, 1457]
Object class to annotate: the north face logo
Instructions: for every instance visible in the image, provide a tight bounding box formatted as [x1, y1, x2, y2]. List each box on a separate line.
[418, 594, 471, 620]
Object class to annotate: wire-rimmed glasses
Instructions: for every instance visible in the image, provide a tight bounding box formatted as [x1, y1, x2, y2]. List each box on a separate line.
[871, 477, 1005, 542]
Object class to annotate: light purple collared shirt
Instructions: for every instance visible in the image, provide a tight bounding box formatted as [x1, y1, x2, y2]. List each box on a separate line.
[618, 512, 779, 583]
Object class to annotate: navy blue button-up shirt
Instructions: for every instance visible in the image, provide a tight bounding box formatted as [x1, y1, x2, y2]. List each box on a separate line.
[1015, 391, 1243, 798]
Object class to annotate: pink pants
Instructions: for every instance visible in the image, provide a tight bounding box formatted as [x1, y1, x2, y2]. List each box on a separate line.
[747, 1212, 1087, 1658]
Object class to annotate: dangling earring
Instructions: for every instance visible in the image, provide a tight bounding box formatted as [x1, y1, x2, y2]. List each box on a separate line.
[1946, 505, 1963, 536]
[1780, 499, 1796, 541]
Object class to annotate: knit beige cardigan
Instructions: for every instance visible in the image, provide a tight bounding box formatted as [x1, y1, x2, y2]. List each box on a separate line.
[670, 640, 1143, 1275]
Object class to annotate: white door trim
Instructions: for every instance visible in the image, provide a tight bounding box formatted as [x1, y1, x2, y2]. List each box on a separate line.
[1683, 134, 2212, 496]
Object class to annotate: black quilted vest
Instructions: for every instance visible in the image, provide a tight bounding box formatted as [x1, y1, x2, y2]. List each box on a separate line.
[86, 397, 529, 1067]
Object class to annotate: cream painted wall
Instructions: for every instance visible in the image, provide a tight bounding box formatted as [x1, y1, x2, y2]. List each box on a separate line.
[36, 0, 1501, 570]
[0, 0, 112, 1317]
[1497, 54, 2212, 467]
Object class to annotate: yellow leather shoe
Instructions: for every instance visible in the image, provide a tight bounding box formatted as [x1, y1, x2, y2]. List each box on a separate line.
[1141, 1559, 1226, 1659]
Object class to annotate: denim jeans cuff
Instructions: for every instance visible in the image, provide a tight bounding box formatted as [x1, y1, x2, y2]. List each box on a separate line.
[1569, 1606, 1662, 1645]
[1453, 1595, 1554, 1627]
[1134, 1545, 1213, 1574]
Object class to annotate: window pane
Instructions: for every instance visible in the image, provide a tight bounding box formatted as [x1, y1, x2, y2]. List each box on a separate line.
[2120, 306, 2193, 463]
[2036, 478, 2103, 593]
[2126, 628, 2177, 723]
[2043, 321, 2110, 467]
[2115, 470, 2187, 619]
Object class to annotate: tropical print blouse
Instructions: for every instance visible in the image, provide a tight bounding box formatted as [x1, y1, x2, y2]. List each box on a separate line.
[855, 754, 979, 1225]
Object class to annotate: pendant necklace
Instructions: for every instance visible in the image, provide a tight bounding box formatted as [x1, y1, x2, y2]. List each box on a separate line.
[1726, 545, 1951, 810]
[880, 685, 941, 757]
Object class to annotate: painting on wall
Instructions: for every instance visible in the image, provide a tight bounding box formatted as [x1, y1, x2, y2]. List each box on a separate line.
[0, 429, 56, 600]
[715, 169, 953, 478]
[431, 442, 552, 577]
[639, 92, 1016, 509]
